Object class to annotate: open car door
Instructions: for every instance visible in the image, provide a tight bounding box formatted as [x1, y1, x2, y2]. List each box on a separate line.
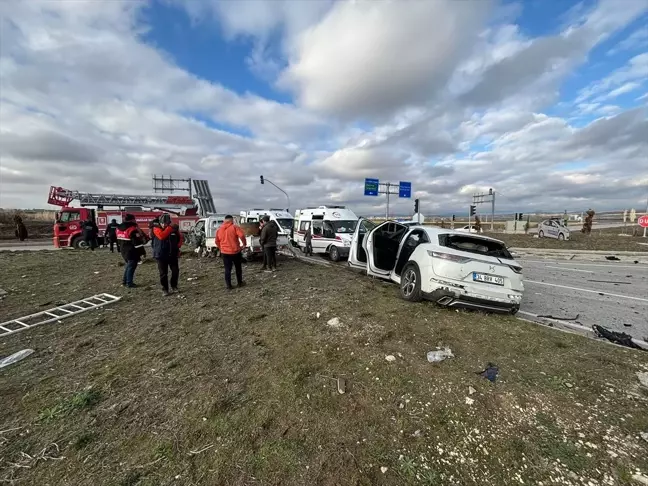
[364, 221, 409, 279]
[348, 218, 376, 269]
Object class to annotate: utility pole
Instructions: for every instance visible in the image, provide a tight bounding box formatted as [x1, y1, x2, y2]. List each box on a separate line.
[378, 182, 400, 219]
[472, 189, 496, 231]
[260, 175, 290, 211]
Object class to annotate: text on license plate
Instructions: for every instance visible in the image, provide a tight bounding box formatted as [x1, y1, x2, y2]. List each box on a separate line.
[473, 272, 504, 286]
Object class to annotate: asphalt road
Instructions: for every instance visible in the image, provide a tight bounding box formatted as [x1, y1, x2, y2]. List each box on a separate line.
[519, 259, 648, 340]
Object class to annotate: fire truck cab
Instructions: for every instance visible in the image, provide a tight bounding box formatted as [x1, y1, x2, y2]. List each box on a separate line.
[49, 186, 200, 249]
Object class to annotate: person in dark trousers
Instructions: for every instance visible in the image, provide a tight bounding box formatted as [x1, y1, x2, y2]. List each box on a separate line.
[259, 215, 279, 271]
[305, 224, 313, 256]
[105, 219, 120, 253]
[259, 218, 268, 271]
[116, 214, 146, 288]
[152, 214, 183, 296]
[216, 215, 247, 290]
[82, 218, 98, 250]
[14, 215, 28, 241]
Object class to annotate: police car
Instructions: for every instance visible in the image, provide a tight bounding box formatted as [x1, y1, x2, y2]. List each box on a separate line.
[537, 219, 570, 240]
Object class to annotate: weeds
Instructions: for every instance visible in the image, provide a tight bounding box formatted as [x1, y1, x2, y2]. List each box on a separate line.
[38, 388, 102, 423]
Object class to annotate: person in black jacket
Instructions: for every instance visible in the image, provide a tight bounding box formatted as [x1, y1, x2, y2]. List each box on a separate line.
[117, 214, 146, 288]
[82, 218, 98, 251]
[259, 215, 279, 271]
[105, 219, 119, 253]
[152, 213, 183, 296]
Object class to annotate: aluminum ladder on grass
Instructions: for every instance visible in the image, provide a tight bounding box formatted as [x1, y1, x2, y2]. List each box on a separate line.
[0, 293, 122, 337]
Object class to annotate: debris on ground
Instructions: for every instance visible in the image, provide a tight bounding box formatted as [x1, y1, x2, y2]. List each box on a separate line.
[0, 288, 7, 300]
[537, 313, 580, 320]
[380, 467, 388, 474]
[336, 377, 346, 394]
[605, 256, 621, 261]
[637, 372, 648, 389]
[632, 473, 648, 485]
[327, 317, 343, 328]
[593, 325, 646, 350]
[187, 277, 198, 281]
[316, 312, 320, 319]
[476, 363, 499, 383]
[640, 432, 648, 443]
[0, 349, 34, 370]
[465, 397, 475, 405]
[426, 347, 454, 363]
[468, 386, 476, 395]
[385, 355, 396, 362]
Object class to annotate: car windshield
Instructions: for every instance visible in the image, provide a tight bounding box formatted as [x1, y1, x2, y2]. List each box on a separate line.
[438, 234, 513, 259]
[328, 220, 357, 233]
[276, 219, 294, 231]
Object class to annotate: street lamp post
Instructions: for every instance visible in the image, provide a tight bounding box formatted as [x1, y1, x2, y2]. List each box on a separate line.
[260, 175, 291, 212]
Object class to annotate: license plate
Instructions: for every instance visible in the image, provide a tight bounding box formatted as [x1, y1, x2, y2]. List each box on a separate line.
[473, 272, 504, 286]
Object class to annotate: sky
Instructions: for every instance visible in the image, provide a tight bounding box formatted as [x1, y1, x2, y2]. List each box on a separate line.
[1, 0, 647, 217]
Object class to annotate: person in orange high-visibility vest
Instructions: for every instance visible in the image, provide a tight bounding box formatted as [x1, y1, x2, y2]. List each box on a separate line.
[216, 215, 247, 290]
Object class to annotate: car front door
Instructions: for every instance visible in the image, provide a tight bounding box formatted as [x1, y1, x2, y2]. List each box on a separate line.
[348, 218, 376, 269]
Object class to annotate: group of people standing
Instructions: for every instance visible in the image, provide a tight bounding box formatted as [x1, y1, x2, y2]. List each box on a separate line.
[81, 213, 280, 294]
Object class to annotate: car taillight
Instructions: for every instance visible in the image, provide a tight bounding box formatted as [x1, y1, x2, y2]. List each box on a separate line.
[427, 251, 472, 264]
[335, 235, 342, 241]
[508, 265, 523, 274]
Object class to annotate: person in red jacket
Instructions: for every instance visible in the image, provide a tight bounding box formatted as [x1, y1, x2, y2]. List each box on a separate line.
[215, 215, 247, 290]
[152, 214, 183, 296]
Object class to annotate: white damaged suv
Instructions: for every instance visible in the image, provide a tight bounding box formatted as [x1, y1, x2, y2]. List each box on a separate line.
[348, 219, 524, 314]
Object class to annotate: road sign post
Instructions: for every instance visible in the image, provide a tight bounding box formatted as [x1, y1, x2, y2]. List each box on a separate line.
[363, 179, 412, 219]
[638, 214, 648, 238]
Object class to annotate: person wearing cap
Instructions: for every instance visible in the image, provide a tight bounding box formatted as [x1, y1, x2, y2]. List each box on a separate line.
[152, 214, 183, 296]
[116, 214, 146, 287]
[259, 215, 279, 271]
[215, 215, 247, 290]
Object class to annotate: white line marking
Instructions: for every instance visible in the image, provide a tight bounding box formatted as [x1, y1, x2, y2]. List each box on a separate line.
[524, 279, 648, 303]
[545, 265, 594, 274]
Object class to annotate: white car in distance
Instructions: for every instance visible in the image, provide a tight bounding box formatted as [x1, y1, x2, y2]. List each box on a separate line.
[537, 219, 570, 240]
[457, 225, 483, 234]
[348, 220, 524, 314]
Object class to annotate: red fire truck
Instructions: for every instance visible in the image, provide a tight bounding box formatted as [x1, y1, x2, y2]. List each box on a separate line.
[48, 186, 200, 249]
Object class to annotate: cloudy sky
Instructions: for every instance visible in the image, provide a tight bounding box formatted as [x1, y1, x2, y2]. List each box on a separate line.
[1, 0, 647, 216]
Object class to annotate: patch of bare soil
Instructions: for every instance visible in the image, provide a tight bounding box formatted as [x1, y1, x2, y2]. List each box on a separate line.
[1, 249, 647, 485]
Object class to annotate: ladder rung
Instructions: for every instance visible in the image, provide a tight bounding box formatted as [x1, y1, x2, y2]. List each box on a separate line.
[58, 308, 73, 314]
[66, 304, 86, 310]
[45, 311, 62, 318]
[12, 320, 29, 327]
[0, 326, 11, 332]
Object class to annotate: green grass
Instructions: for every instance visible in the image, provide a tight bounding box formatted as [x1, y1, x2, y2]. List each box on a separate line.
[0, 250, 647, 485]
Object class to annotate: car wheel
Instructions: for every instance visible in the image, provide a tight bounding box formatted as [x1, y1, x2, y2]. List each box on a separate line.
[511, 306, 519, 315]
[538, 230, 544, 238]
[329, 246, 340, 262]
[558, 233, 565, 241]
[400, 263, 422, 302]
[72, 236, 87, 249]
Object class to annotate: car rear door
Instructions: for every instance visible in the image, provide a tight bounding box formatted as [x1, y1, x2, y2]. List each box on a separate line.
[365, 221, 409, 279]
[348, 218, 375, 269]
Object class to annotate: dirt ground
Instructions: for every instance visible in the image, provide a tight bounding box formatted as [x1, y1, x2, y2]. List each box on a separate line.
[485, 226, 648, 252]
[1, 249, 648, 485]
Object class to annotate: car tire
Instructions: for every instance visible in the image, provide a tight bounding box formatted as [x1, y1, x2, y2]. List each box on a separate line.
[511, 306, 519, 315]
[329, 246, 340, 262]
[400, 263, 422, 302]
[558, 233, 565, 241]
[538, 230, 544, 238]
[72, 236, 86, 249]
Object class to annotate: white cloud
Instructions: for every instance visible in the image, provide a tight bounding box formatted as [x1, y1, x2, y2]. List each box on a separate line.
[2, 0, 648, 215]
[278, 0, 491, 120]
[607, 25, 648, 55]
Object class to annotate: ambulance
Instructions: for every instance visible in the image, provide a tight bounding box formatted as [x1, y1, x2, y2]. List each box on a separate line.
[293, 206, 359, 261]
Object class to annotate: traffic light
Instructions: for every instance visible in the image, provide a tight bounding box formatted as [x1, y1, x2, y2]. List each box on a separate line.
[414, 198, 419, 213]
[452, 214, 456, 222]
[519, 212, 524, 221]
[260, 175, 264, 185]
[470, 205, 476, 216]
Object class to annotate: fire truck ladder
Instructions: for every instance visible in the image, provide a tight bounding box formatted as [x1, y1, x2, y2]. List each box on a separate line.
[0, 294, 122, 337]
[48, 186, 195, 208]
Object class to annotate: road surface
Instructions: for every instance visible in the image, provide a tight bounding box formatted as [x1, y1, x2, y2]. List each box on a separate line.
[519, 259, 648, 341]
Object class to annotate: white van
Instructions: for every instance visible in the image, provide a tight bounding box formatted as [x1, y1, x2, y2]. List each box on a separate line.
[239, 209, 294, 236]
[294, 206, 359, 261]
